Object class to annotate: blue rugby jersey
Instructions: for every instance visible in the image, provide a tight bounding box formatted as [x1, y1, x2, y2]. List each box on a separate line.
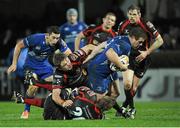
[59, 22, 87, 51]
[23, 33, 68, 69]
[88, 36, 131, 78]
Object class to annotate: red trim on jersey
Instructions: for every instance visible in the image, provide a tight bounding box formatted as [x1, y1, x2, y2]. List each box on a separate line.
[75, 96, 101, 114]
[88, 25, 102, 44]
[138, 20, 153, 38]
[35, 82, 52, 91]
[138, 20, 154, 49]
[72, 61, 81, 66]
[119, 20, 130, 34]
[85, 25, 115, 44]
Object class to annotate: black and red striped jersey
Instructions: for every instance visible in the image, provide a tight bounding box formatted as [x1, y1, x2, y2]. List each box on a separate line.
[118, 18, 159, 50]
[52, 49, 89, 89]
[83, 25, 116, 45]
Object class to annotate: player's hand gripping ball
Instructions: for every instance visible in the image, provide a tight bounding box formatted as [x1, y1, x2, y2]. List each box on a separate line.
[110, 55, 129, 71]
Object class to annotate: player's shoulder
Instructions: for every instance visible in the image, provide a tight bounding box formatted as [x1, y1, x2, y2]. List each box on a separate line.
[140, 18, 155, 28]
[25, 33, 45, 43]
[118, 19, 130, 27]
[61, 22, 69, 27]
[59, 22, 69, 30]
[78, 21, 87, 26]
[58, 39, 67, 47]
[28, 33, 44, 38]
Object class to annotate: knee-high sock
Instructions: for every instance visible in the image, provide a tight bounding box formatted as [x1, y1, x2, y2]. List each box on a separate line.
[34, 83, 52, 91]
[24, 92, 35, 112]
[24, 98, 45, 108]
[128, 89, 137, 109]
[113, 102, 122, 112]
[122, 89, 131, 108]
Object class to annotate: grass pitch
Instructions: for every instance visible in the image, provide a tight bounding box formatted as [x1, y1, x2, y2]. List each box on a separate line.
[0, 101, 180, 127]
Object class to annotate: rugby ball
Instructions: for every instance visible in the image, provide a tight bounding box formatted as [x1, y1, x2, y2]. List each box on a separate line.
[109, 55, 129, 71]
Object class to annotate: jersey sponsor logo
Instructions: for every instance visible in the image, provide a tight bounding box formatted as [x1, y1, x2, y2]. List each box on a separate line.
[72, 31, 77, 35]
[146, 21, 154, 28]
[64, 27, 70, 31]
[94, 33, 101, 38]
[124, 29, 129, 34]
[54, 74, 63, 79]
[35, 46, 41, 50]
[78, 25, 84, 30]
[100, 60, 108, 65]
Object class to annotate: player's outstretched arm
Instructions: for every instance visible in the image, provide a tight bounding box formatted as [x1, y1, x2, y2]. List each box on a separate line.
[83, 41, 107, 64]
[75, 32, 85, 51]
[7, 40, 25, 74]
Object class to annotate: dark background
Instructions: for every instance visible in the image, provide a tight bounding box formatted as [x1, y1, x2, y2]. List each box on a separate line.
[0, 0, 180, 65]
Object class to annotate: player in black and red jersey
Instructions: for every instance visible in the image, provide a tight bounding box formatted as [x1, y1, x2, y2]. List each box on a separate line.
[115, 5, 164, 119]
[43, 86, 105, 120]
[74, 12, 116, 51]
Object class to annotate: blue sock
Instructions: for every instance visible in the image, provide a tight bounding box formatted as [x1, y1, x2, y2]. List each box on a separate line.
[24, 104, 31, 112]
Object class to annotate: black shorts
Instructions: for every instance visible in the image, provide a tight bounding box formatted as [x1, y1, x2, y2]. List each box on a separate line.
[128, 51, 151, 78]
[43, 94, 70, 120]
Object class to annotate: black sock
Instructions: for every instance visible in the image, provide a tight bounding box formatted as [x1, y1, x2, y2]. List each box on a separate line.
[129, 96, 134, 109]
[113, 102, 122, 112]
[129, 89, 137, 109]
[123, 89, 132, 108]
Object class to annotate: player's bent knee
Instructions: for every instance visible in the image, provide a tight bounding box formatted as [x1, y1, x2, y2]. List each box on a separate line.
[27, 85, 38, 97]
[124, 82, 132, 90]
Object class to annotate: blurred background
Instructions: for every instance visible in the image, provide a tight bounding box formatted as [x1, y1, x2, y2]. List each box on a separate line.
[0, 0, 180, 101]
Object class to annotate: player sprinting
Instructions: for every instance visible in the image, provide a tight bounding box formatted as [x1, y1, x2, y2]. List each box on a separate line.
[7, 26, 72, 119]
[116, 4, 164, 119]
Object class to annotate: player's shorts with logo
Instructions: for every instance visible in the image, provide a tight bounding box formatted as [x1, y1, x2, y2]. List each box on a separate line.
[128, 49, 151, 78]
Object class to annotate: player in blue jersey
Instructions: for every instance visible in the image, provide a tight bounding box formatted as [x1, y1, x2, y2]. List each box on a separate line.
[59, 8, 87, 52]
[86, 27, 147, 104]
[7, 26, 72, 119]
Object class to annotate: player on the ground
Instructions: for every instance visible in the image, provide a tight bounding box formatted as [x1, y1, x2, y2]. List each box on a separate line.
[43, 86, 107, 120]
[75, 12, 116, 51]
[116, 4, 164, 119]
[7, 26, 72, 119]
[59, 8, 87, 52]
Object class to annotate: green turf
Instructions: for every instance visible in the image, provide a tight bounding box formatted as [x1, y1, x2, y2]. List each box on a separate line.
[0, 101, 180, 127]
